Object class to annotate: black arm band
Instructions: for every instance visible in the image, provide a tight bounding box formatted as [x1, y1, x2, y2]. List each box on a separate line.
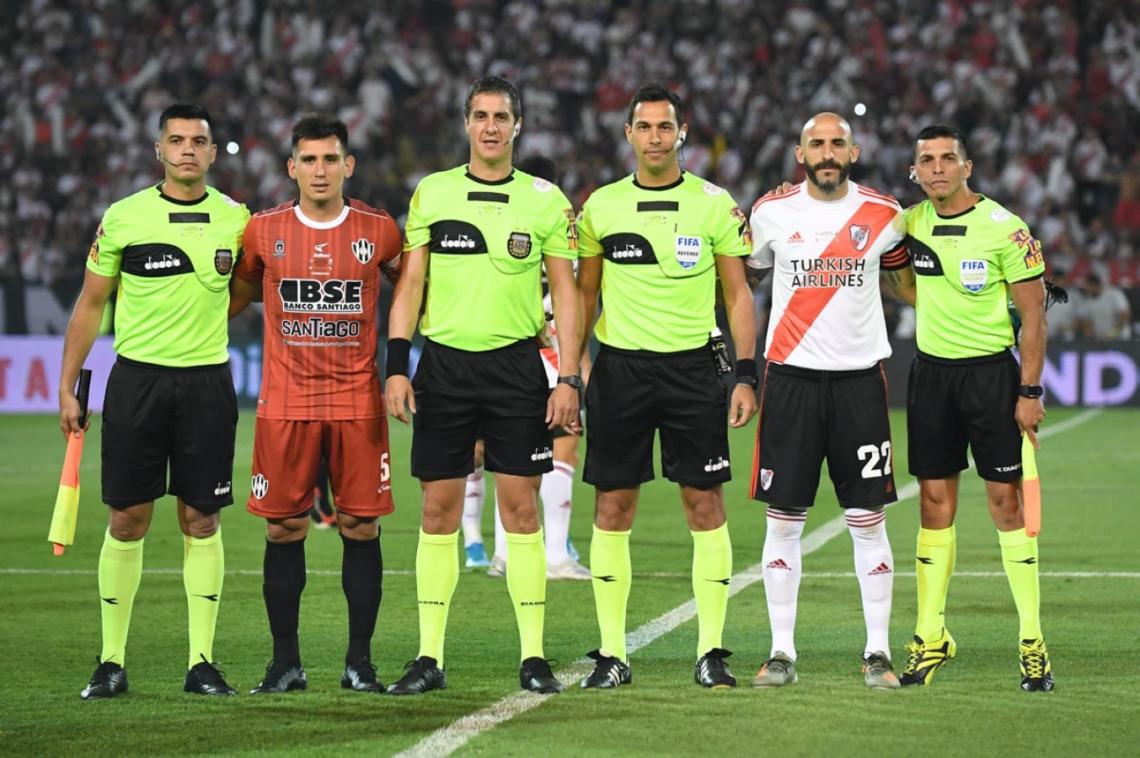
[386, 338, 412, 378]
[736, 358, 759, 387]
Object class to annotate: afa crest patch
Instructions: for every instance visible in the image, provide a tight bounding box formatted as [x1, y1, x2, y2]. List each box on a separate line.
[508, 232, 532, 259]
[214, 248, 233, 275]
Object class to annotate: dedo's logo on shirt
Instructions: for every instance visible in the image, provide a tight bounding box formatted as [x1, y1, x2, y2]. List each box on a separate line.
[959, 259, 988, 293]
[278, 278, 364, 312]
[675, 235, 701, 269]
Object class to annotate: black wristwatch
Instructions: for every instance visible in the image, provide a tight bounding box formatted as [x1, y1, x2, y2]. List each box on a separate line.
[557, 375, 584, 392]
[1018, 384, 1044, 399]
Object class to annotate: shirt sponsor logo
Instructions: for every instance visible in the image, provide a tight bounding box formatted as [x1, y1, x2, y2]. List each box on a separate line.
[214, 248, 233, 275]
[352, 238, 374, 264]
[508, 231, 532, 259]
[280, 318, 362, 339]
[440, 234, 477, 250]
[251, 473, 269, 500]
[849, 224, 871, 251]
[790, 257, 865, 288]
[675, 235, 701, 269]
[959, 259, 988, 293]
[278, 278, 364, 312]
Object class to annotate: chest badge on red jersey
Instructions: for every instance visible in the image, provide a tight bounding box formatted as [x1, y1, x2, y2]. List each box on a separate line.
[849, 225, 871, 252]
[352, 238, 374, 264]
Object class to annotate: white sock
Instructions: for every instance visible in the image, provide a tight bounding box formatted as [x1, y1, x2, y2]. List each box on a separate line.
[461, 466, 486, 547]
[762, 507, 806, 660]
[846, 508, 893, 659]
[541, 462, 574, 565]
[492, 487, 507, 563]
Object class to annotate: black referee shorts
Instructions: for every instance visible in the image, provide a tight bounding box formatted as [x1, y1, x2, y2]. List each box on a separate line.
[751, 362, 896, 510]
[583, 345, 730, 491]
[102, 357, 237, 512]
[907, 349, 1022, 482]
[411, 338, 553, 481]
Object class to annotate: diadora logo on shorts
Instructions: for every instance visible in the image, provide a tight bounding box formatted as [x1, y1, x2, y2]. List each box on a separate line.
[251, 473, 269, 500]
[704, 456, 729, 473]
[530, 447, 553, 462]
[351, 238, 374, 264]
[759, 467, 774, 491]
[214, 481, 231, 496]
[278, 278, 363, 313]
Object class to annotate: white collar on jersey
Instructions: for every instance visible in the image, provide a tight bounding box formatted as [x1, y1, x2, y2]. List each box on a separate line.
[293, 203, 350, 229]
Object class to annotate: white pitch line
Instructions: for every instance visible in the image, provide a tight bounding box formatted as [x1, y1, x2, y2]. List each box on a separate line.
[395, 407, 1103, 758]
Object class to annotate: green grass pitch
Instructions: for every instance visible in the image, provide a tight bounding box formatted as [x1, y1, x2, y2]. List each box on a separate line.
[1, 408, 1137, 756]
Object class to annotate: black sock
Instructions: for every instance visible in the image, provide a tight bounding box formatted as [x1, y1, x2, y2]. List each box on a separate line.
[341, 533, 382, 664]
[262, 539, 306, 664]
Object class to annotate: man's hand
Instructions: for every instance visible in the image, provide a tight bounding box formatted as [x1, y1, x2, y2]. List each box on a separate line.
[58, 389, 88, 440]
[1015, 396, 1045, 448]
[728, 384, 758, 428]
[385, 375, 416, 424]
[546, 383, 580, 433]
[761, 181, 796, 200]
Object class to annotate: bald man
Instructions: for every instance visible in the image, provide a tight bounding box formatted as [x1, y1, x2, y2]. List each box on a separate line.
[745, 112, 916, 689]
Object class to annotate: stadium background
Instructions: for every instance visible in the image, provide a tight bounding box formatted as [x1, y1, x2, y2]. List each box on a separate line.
[1, 2, 1138, 756]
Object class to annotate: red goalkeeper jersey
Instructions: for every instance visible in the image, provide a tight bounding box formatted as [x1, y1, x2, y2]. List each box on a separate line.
[236, 199, 402, 420]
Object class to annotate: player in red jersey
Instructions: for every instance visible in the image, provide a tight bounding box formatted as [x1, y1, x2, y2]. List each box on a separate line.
[229, 115, 402, 694]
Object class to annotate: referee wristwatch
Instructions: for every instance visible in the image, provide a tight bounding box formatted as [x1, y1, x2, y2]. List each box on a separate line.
[557, 374, 584, 392]
[1018, 384, 1044, 399]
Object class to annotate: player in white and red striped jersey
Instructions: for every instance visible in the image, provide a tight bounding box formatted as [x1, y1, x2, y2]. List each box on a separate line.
[745, 112, 916, 690]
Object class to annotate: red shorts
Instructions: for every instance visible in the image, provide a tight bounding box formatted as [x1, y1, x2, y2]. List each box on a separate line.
[246, 417, 395, 520]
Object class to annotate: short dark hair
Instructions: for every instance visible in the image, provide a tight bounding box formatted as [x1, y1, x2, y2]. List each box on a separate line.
[464, 76, 522, 121]
[915, 124, 968, 158]
[291, 114, 349, 152]
[626, 83, 685, 125]
[516, 156, 557, 183]
[158, 103, 213, 137]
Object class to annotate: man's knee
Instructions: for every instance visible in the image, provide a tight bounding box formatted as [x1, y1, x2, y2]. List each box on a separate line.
[266, 516, 310, 543]
[337, 513, 379, 541]
[681, 485, 725, 531]
[108, 502, 153, 541]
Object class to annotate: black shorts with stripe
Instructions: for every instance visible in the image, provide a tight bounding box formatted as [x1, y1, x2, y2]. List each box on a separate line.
[584, 345, 730, 491]
[101, 357, 238, 512]
[411, 338, 553, 481]
[751, 362, 896, 509]
[907, 349, 1022, 482]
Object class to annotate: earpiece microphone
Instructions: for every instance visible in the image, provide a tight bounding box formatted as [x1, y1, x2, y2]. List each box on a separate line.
[909, 167, 919, 184]
[674, 130, 687, 151]
[506, 121, 522, 145]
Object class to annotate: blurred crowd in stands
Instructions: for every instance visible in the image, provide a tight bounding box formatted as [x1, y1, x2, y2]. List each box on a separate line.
[1, 0, 1137, 337]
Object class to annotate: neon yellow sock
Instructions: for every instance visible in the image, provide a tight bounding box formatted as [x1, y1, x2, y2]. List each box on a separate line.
[416, 529, 459, 666]
[691, 523, 732, 657]
[590, 525, 631, 661]
[998, 528, 1042, 640]
[506, 528, 547, 661]
[915, 525, 955, 641]
[98, 530, 144, 666]
[184, 529, 224, 668]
